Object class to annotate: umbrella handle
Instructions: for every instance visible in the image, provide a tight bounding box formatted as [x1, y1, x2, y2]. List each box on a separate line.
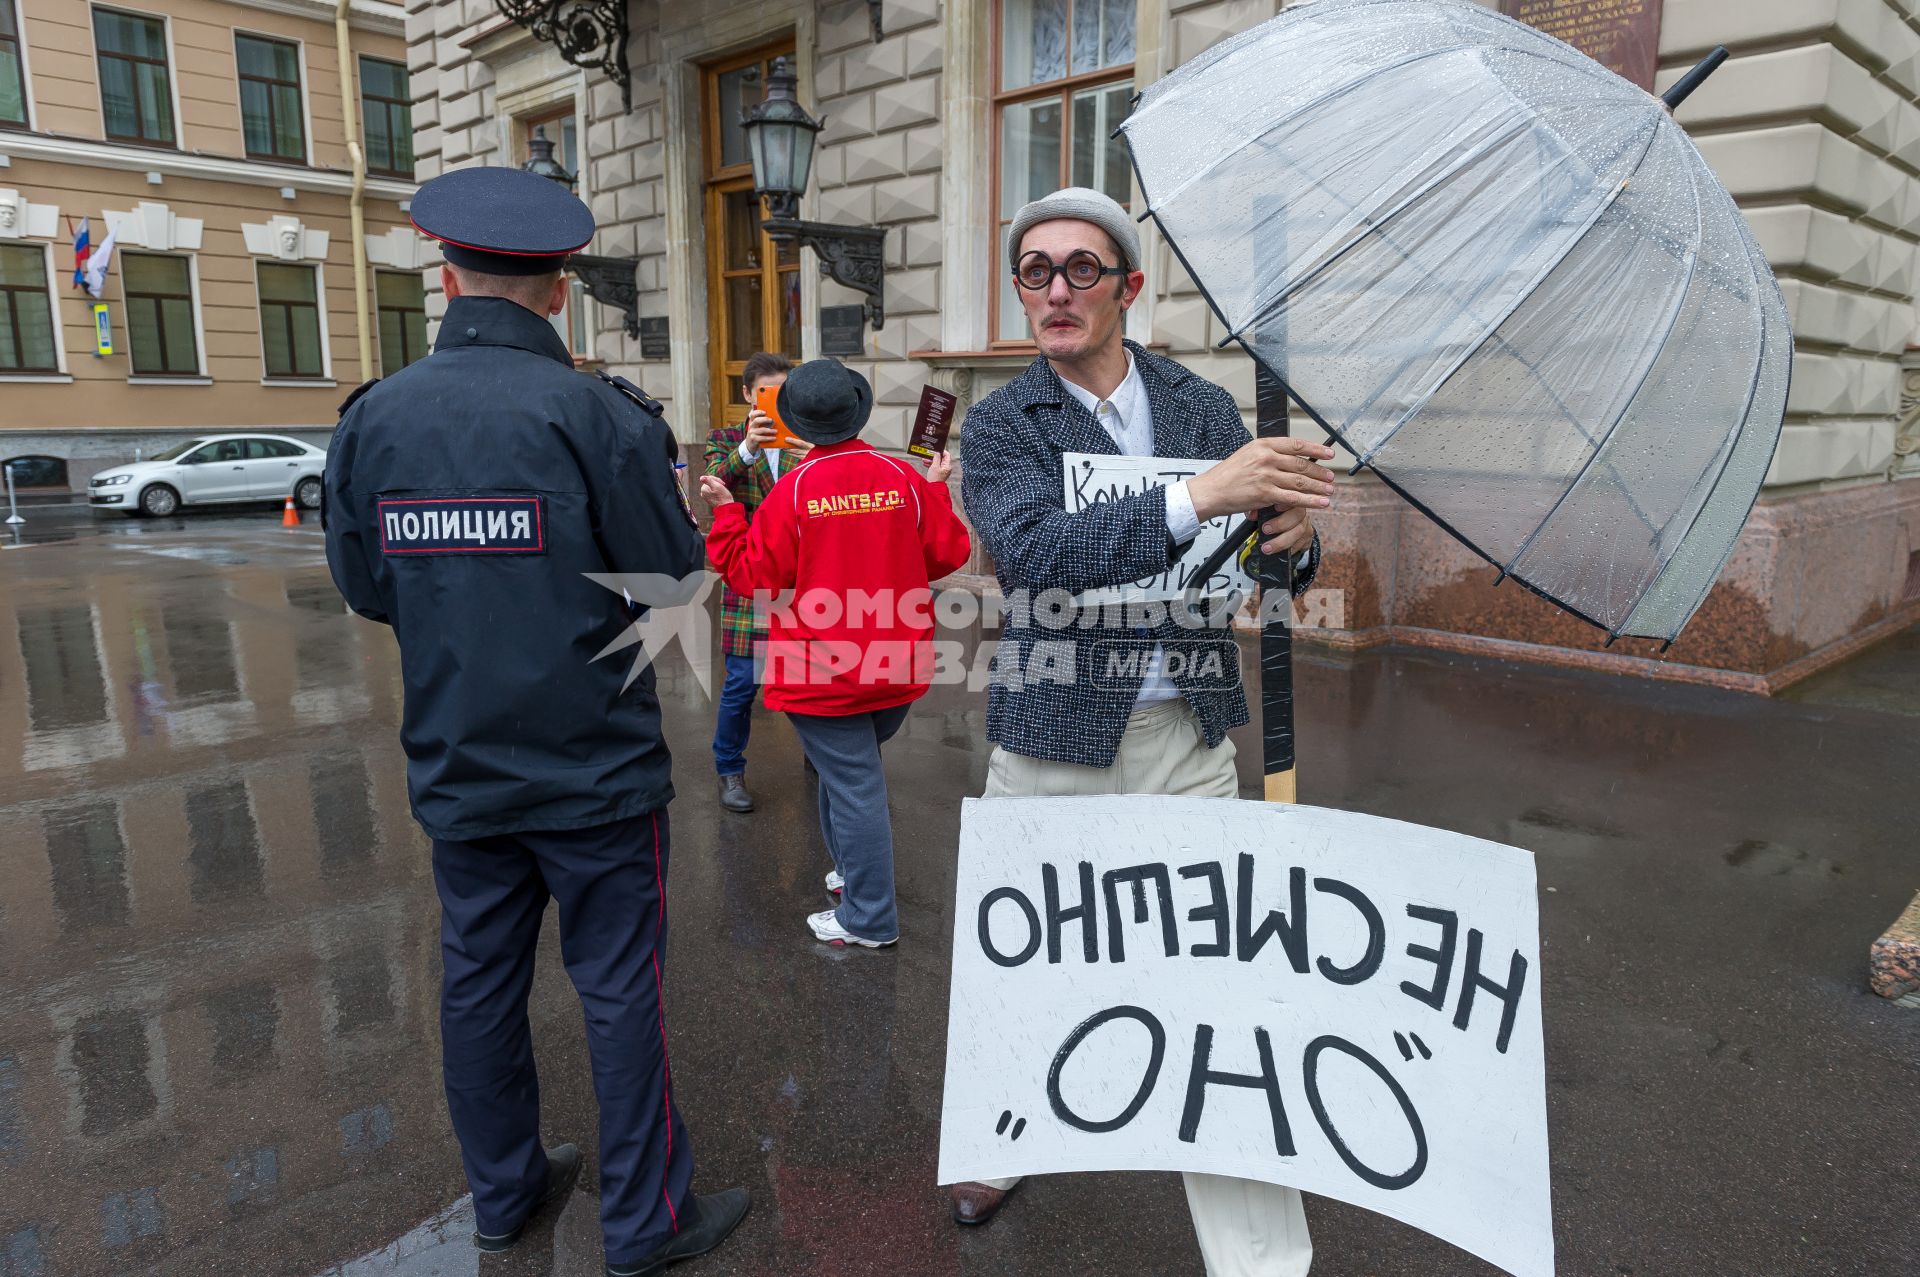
[1661, 46, 1727, 111]
[1188, 514, 1260, 589]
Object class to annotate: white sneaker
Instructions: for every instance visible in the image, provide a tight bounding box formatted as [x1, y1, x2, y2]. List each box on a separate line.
[807, 909, 895, 948]
[825, 869, 844, 895]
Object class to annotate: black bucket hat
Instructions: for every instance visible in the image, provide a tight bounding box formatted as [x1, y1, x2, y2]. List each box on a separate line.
[776, 358, 872, 446]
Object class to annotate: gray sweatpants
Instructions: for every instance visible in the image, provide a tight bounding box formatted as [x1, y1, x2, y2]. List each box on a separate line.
[787, 702, 911, 942]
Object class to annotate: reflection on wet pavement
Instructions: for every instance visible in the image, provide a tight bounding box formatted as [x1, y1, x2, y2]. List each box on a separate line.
[0, 514, 1916, 1275]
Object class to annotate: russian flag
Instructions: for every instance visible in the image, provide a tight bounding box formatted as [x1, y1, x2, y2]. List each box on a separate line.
[72, 217, 89, 289]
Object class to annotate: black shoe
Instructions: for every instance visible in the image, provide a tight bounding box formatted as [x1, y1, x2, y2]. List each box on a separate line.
[473, 1143, 584, 1253]
[718, 774, 754, 813]
[604, 1188, 751, 1276]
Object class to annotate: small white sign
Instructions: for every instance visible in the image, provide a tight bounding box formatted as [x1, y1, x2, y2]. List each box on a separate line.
[1063, 452, 1253, 605]
[939, 795, 1553, 1277]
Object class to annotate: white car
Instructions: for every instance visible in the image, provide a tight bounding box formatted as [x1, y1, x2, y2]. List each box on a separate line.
[89, 434, 329, 518]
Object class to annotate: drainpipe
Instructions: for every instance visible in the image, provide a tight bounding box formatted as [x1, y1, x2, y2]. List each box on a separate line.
[336, 0, 373, 382]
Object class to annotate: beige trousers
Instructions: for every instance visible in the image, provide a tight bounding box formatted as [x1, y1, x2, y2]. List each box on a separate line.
[972, 699, 1313, 1277]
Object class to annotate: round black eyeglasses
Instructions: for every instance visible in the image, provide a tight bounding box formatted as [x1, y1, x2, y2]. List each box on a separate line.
[1014, 249, 1129, 291]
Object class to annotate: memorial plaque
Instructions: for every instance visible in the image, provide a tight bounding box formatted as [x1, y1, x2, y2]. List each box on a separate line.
[1501, 0, 1664, 92]
[638, 316, 670, 360]
[820, 304, 867, 357]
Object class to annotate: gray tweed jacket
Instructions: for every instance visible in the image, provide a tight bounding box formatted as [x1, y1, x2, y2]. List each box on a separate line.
[959, 340, 1320, 768]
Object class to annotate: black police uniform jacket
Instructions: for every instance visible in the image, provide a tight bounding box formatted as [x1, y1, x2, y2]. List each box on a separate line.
[324, 296, 704, 841]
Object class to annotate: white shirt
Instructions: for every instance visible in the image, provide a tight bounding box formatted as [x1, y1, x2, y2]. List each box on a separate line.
[737, 439, 785, 479]
[1059, 352, 1197, 705]
[1060, 352, 1312, 708]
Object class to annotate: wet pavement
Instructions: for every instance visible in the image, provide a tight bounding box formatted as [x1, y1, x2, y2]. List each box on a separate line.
[0, 509, 1915, 1277]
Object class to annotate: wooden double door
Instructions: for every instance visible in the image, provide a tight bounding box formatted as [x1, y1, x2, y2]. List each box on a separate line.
[703, 42, 804, 432]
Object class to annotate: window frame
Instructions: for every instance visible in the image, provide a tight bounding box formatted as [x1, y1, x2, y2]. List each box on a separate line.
[988, 0, 1137, 347]
[187, 439, 245, 465]
[254, 259, 327, 381]
[358, 54, 411, 179]
[0, 240, 60, 373]
[119, 250, 201, 377]
[0, 0, 33, 132]
[92, 4, 179, 150]
[373, 267, 428, 376]
[699, 43, 803, 431]
[232, 29, 308, 166]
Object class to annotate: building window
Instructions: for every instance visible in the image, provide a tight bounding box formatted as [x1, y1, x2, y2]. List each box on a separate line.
[257, 262, 323, 378]
[94, 7, 175, 147]
[0, 2, 28, 130]
[375, 270, 427, 375]
[2, 455, 68, 488]
[992, 0, 1135, 343]
[235, 33, 304, 162]
[0, 243, 57, 372]
[121, 251, 197, 374]
[359, 56, 411, 178]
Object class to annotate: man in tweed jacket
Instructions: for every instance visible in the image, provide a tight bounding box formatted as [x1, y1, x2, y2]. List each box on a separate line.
[953, 188, 1334, 1277]
[703, 352, 801, 813]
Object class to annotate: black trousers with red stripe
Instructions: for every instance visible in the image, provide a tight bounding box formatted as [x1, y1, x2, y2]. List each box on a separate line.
[432, 808, 693, 1264]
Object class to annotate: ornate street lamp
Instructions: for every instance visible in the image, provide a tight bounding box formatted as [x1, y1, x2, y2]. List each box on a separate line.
[742, 56, 888, 329]
[519, 121, 640, 340]
[521, 125, 576, 189]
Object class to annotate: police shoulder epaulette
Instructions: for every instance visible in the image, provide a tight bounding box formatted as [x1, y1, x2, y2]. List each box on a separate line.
[337, 377, 381, 418]
[595, 370, 664, 416]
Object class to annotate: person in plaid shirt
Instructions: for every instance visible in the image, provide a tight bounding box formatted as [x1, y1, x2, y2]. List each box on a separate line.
[704, 352, 802, 813]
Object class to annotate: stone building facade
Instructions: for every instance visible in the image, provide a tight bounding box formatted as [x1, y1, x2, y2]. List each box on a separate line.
[0, 0, 424, 485]
[410, 0, 1920, 691]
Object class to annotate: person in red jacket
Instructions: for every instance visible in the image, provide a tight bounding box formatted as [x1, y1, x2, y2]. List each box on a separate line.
[701, 358, 971, 948]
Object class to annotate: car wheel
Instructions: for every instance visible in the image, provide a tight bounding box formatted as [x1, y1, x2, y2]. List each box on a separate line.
[295, 476, 323, 510]
[140, 484, 181, 517]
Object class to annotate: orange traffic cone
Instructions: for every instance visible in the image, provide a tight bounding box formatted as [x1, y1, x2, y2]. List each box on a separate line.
[282, 495, 300, 527]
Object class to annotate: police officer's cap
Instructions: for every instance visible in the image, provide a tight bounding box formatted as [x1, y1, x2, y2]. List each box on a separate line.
[410, 167, 594, 276]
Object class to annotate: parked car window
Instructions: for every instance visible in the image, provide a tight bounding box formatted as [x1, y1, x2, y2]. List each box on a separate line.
[189, 440, 244, 465]
[149, 438, 207, 462]
[246, 438, 303, 459]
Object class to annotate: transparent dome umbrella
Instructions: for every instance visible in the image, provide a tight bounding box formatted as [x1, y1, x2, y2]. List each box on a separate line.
[1129, 0, 1791, 650]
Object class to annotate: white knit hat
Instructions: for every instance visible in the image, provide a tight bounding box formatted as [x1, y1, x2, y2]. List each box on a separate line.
[1006, 187, 1141, 272]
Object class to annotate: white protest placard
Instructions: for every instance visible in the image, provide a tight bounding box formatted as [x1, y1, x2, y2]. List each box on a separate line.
[938, 795, 1552, 1277]
[1063, 453, 1253, 605]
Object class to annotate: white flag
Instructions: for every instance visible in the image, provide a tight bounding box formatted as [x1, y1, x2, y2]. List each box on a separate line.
[84, 223, 119, 299]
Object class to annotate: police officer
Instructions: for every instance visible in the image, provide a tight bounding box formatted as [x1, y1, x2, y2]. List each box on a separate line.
[324, 166, 749, 1277]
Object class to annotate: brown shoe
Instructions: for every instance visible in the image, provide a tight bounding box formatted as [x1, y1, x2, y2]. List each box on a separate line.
[949, 1180, 1014, 1226]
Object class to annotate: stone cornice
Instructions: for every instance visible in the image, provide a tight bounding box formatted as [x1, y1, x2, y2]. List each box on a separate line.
[221, 0, 405, 37]
[0, 132, 416, 202]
